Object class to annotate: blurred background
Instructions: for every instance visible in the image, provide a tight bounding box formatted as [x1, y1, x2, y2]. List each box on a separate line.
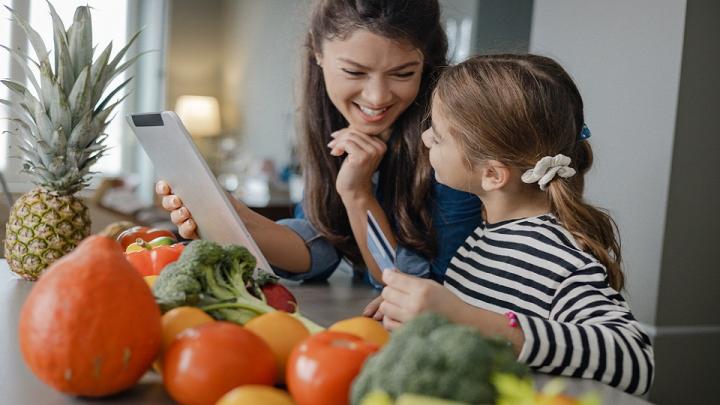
[0, 1, 717, 403]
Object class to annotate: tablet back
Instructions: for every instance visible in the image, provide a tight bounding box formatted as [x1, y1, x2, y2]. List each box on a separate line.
[126, 111, 272, 272]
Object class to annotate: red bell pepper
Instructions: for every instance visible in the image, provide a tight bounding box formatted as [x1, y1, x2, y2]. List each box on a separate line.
[125, 243, 185, 277]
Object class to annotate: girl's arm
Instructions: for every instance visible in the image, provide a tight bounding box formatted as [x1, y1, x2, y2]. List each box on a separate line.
[380, 267, 655, 396]
[378, 270, 525, 353]
[511, 265, 654, 396]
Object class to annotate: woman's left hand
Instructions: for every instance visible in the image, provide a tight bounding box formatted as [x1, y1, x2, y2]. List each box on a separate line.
[378, 269, 465, 331]
[328, 128, 387, 200]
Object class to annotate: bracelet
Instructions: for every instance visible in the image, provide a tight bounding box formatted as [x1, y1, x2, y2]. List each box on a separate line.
[504, 311, 518, 328]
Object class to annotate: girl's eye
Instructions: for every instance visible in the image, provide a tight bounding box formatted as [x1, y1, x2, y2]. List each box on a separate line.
[341, 69, 364, 76]
[393, 71, 416, 78]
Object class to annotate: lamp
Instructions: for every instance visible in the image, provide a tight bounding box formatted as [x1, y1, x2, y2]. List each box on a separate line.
[175, 95, 222, 137]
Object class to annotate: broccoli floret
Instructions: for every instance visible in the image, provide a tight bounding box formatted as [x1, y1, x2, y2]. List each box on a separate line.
[350, 313, 529, 405]
[152, 261, 204, 312]
[151, 239, 324, 333]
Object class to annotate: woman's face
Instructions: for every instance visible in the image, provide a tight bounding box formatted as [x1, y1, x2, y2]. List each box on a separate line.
[317, 30, 424, 137]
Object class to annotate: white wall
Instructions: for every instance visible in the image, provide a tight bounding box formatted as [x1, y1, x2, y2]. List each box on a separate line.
[530, 0, 687, 324]
[222, 0, 311, 170]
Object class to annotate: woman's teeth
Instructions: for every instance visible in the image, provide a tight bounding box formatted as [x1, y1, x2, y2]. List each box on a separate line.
[358, 105, 388, 116]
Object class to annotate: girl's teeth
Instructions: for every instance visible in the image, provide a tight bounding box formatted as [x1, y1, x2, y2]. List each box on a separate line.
[359, 105, 387, 116]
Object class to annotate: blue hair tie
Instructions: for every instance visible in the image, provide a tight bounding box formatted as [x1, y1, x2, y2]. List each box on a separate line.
[579, 123, 591, 141]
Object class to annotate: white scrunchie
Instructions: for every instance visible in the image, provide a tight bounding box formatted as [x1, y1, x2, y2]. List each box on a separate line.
[521, 154, 576, 191]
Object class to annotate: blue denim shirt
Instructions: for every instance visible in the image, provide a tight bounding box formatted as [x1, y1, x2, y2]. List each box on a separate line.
[272, 178, 482, 287]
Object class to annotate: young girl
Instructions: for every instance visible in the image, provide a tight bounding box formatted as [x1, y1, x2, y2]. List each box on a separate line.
[376, 54, 654, 395]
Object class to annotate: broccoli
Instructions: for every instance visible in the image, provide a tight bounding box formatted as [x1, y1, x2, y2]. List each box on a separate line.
[152, 239, 323, 333]
[350, 313, 529, 405]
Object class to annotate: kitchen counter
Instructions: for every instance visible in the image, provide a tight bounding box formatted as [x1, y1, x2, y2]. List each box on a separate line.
[0, 260, 652, 404]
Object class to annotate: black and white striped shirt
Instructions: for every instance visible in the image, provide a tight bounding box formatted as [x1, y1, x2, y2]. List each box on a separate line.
[444, 214, 654, 395]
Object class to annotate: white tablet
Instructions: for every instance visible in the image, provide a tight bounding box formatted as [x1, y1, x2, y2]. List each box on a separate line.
[126, 111, 272, 272]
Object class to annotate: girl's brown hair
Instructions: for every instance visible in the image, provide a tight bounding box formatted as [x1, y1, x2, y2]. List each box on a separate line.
[435, 54, 624, 290]
[299, 0, 447, 263]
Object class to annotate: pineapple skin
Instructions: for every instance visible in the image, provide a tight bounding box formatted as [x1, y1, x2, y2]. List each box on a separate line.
[4, 187, 90, 280]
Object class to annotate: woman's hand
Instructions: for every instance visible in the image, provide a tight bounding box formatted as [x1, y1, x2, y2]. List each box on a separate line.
[362, 295, 385, 321]
[378, 270, 465, 331]
[328, 128, 387, 201]
[155, 180, 199, 239]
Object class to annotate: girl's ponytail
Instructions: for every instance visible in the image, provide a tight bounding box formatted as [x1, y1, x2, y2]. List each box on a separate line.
[546, 144, 624, 291]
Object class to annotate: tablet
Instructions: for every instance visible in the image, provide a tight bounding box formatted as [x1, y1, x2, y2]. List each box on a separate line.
[126, 111, 272, 273]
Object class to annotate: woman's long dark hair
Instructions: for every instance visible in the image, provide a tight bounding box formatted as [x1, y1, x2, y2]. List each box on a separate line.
[300, 0, 447, 264]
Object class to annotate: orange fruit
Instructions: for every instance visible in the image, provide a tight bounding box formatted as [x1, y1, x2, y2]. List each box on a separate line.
[244, 311, 310, 383]
[161, 306, 215, 353]
[216, 385, 295, 405]
[329, 316, 390, 347]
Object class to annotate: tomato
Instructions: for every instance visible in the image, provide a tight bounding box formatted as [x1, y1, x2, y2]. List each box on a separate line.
[286, 331, 379, 405]
[163, 322, 276, 405]
[125, 243, 184, 276]
[117, 226, 176, 249]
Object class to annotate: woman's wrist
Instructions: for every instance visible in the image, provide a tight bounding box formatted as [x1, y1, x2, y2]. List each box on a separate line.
[339, 187, 374, 207]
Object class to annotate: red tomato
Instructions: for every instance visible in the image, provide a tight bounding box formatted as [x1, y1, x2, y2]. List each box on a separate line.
[163, 322, 276, 405]
[117, 226, 176, 249]
[286, 331, 379, 405]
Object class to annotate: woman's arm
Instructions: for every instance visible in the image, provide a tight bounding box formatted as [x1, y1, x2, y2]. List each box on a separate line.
[330, 128, 398, 284]
[157, 180, 311, 273]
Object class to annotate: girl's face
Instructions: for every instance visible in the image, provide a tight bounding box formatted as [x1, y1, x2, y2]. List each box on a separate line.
[422, 97, 476, 192]
[317, 30, 424, 137]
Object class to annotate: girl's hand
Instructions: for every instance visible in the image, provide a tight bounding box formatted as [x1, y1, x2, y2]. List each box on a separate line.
[328, 128, 387, 200]
[155, 180, 199, 239]
[362, 295, 385, 321]
[379, 269, 464, 331]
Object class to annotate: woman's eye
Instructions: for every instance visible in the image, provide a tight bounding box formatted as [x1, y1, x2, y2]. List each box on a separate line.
[393, 71, 415, 78]
[341, 69, 364, 76]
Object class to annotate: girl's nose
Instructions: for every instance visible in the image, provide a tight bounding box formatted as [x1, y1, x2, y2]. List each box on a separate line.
[361, 77, 392, 106]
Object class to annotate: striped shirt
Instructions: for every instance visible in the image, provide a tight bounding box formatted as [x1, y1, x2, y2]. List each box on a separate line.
[444, 214, 654, 395]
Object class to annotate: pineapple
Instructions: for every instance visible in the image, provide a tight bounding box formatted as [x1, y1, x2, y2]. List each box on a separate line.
[1, 4, 142, 280]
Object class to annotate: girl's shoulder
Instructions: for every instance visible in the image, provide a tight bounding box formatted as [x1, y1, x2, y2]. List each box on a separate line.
[492, 214, 601, 270]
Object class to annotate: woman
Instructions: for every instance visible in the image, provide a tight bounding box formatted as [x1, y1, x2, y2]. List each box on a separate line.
[157, 0, 482, 288]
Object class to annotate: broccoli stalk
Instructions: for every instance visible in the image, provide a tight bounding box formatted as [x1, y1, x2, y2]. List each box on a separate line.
[152, 240, 324, 334]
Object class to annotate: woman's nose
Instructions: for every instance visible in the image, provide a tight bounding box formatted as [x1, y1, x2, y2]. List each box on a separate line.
[361, 77, 392, 106]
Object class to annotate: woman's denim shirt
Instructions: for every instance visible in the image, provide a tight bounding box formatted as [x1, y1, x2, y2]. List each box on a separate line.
[272, 178, 482, 288]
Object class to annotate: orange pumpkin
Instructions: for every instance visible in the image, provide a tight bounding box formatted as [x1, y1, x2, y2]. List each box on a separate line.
[18, 235, 162, 397]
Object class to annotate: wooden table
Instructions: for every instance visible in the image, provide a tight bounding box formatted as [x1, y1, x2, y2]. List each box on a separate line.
[0, 260, 652, 404]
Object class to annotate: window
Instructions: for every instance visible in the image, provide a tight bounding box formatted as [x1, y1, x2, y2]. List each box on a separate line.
[0, 9, 10, 171]
[29, 0, 128, 175]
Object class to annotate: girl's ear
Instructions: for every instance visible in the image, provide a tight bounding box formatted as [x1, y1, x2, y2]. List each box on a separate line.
[315, 52, 323, 68]
[479, 160, 511, 191]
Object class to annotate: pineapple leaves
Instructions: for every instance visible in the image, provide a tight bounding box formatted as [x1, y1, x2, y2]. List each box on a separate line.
[68, 65, 91, 126]
[46, 0, 76, 93]
[0, 45, 42, 98]
[89, 42, 112, 106]
[4, 6, 50, 66]
[66, 6, 93, 78]
[95, 76, 132, 114]
[1, 3, 145, 195]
